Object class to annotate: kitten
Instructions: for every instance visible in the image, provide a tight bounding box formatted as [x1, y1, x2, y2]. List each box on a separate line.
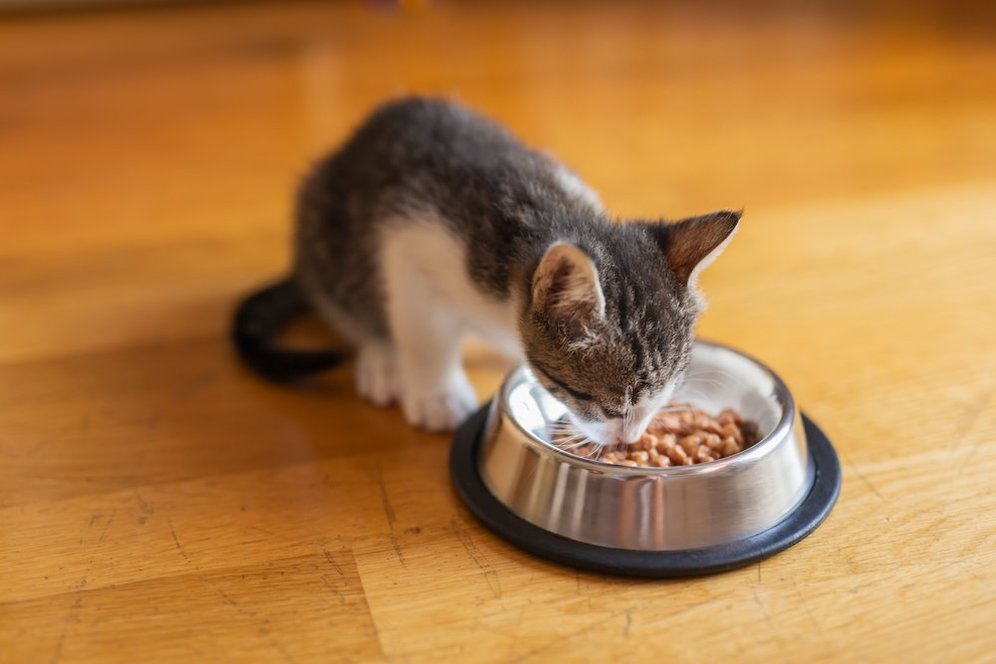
[233, 97, 740, 444]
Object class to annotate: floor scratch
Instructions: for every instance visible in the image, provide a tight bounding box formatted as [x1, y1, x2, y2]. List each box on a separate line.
[954, 387, 994, 473]
[451, 517, 502, 599]
[511, 610, 624, 662]
[640, 597, 722, 629]
[217, 589, 239, 607]
[791, 578, 827, 639]
[168, 519, 191, 562]
[374, 461, 396, 527]
[321, 546, 346, 578]
[49, 595, 82, 664]
[752, 588, 778, 634]
[257, 623, 296, 664]
[133, 490, 155, 516]
[373, 461, 406, 567]
[843, 453, 883, 500]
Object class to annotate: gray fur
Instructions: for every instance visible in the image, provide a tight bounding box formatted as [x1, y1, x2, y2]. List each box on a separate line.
[294, 96, 739, 426]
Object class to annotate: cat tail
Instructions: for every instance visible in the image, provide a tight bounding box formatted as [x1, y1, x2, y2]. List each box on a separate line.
[231, 277, 345, 382]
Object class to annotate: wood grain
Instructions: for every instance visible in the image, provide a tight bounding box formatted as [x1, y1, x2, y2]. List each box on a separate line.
[1, 1, 994, 662]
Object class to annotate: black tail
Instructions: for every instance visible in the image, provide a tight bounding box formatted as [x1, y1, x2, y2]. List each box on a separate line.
[231, 278, 345, 382]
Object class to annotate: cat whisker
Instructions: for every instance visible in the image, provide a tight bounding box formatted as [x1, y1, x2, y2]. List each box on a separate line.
[684, 377, 732, 386]
[688, 367, 733, 377]
[685, 373, 733, 383]
[559, 440, 597, 452]
[677, 387, 713, 405]
[563, 436, 602, 456]
[657, 404, 695, 414]
[552, 434, 587, 447]
[684, 374, 727, 384]
[548, 421, 580, 430]
[682, 378, 727, 390]
[683, 371, 736, 392]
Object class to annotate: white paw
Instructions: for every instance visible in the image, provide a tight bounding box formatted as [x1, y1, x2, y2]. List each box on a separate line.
[355, 344, 401, 406]
[402, 373, 478, 432]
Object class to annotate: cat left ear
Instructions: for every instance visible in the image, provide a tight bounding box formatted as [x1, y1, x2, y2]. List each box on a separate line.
[651, 210, 741, 286]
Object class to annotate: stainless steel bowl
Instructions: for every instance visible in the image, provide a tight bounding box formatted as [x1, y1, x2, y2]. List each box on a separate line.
[476, 340, 815, 552]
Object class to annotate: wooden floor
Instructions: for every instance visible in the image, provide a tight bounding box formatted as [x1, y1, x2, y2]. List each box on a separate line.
[2, 1, 994, 662]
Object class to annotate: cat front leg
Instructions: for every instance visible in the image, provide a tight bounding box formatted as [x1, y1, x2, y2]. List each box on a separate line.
[354, 341, 401, 406]
[383, 260, 478, 432]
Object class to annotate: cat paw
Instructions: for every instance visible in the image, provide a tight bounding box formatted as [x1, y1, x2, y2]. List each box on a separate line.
[402, 374, 478, 432]
[355, 343, 401, 406]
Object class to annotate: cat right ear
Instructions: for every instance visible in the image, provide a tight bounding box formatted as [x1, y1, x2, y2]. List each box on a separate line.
[531, 243, 606, 329]
[646, 210, 741, 286]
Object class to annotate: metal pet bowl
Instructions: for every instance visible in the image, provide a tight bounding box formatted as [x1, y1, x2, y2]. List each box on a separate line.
[450, 340, 841, 577]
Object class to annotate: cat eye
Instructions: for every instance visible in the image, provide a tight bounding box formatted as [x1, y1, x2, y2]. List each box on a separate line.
[552, 380, 595, 403]
[600, 406, 624, 418]
[529, 361, 595, 402]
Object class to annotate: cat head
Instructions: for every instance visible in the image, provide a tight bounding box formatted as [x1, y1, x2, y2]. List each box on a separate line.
[520, 210, 741, 446]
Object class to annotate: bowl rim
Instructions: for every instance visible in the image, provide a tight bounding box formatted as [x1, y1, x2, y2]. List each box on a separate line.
[498, 338, 797, 477]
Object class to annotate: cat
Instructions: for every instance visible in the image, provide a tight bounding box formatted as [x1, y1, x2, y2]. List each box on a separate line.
[233, 96, 740, 444]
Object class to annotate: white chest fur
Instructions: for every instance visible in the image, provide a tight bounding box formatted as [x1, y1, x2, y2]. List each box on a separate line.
[379, 219, 524, 361]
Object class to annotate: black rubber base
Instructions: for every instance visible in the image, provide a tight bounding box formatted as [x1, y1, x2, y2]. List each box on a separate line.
[450, 403, 842, 578]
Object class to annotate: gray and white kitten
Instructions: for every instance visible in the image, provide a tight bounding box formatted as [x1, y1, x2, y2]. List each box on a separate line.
[234, 96, 740, 443]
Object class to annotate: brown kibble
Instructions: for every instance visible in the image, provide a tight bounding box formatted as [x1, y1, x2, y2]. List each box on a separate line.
[667, 444, 690, 465]
[658, 433, 677, 449]
[678, 434, 701, 454]
[721, 423, 743, 444]
[719, 408, 743, 425]
[574, 445, 591, 458]
[558, 405, 758, 468]
[699, 418, 723, 435]
[721, 438, 740, 457]
[651, 413, 684, 431]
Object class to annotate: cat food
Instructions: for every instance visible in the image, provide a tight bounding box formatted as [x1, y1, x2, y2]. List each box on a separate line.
[566, 405, 760, 467]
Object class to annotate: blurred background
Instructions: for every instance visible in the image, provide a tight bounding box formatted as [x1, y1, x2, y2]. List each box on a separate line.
[3, 0, 993, 409]
[1, 1, 994, 662]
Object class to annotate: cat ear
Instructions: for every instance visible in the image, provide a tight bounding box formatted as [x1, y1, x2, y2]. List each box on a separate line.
[531, 242, 606, 325]
[653, 210, 741, 286]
